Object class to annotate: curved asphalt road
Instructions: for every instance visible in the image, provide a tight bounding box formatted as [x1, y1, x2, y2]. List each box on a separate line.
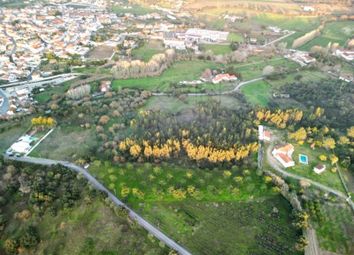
[4, 155, 192, 255]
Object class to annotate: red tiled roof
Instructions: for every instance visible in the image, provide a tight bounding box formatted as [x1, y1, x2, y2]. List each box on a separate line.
[278, 153, 293, 163]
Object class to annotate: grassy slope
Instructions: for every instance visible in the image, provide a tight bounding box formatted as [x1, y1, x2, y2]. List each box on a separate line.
[0, 118, 31, 153]
[112, 60, 221, 91]
[112, 57, 298, 92]
[34, 82, 72, 104]
[289, 143, 345, 192]
[298, 21, 354, 51]
[139, 198, 300, 255]
[89, 162, 301, 255]
[35, 200, 164, 255]
[30, 125, 99, 161]
[201, 44, 232, 55]
[142, 95, 243, 113]
[315, 203, 354, 254]
[111, 4, 153, 15]
[132, 40, 165, 62]
[241, 80, 271, 107]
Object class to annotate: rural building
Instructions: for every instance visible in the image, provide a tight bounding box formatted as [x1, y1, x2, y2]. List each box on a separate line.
[212, 73, 237, 84]
[335, 49, 354, 62]
[9, 140, 31, 154]
[163, 39, 186, 50]
[313, 164, 326, 174]
[185, 28, 229, 43]
[258, 125, 271, 142]
[272, 144, 295, 168]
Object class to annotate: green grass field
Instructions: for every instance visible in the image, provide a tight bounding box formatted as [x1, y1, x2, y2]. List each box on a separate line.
[299, 21, 354, 51]
[289, 143, 345, 192]
[314, 203, 354, 254]
[266, 70, 330, 90]
[142, 95, 243, 113]
[201, 44, 232, 55]
[30, 125, 99, 161]
[88, 162, 301, 255]
[34, 200, 164, 255]
[0, 118, 31, 153]
[138, 198, 300, 255]
[252, 14, 320, 32]
[132, 40, 165, 62]
[228, 32, 244, 42]
[241, 80, 271, 107]
[112, 57, 298, 93]
[112, 60, 221, 92]
[111, 4, 153, 15]
[34, 82, 72, 104]
[230, 57, 299, 80]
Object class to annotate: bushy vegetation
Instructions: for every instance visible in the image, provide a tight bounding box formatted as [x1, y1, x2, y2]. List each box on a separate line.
[0, 158, 168, 255]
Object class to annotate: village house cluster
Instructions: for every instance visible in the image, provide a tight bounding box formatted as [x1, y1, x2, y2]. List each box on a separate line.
[0, 3, 118, 82]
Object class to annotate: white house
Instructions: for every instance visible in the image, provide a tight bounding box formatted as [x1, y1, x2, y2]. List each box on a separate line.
[313, 164, 326, 174]
[272, 144, 295, 168]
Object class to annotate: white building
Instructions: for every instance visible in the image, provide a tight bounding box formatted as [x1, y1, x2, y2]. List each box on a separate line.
[163, 39, 186, 50]
[185, 28, 229, 43]
[335, 49, 354, 62]
[313, 164, 326, 174]
[9, 141, 31, 154]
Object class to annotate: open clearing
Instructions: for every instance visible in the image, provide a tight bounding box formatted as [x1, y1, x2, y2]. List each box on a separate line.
[30, 125, 99, 161]
[132, 40, 165, 62]
[142, 95, 244, 113]
[201, 44, 232, 55]
[241, 80, 271, 107]
[0, 118, 30, 152]
[87, 45, 115, 60]
[112, 60, 221, 92]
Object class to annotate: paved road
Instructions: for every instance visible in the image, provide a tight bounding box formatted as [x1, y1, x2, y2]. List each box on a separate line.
[4, 155, 192, 255]
[0, 89, 9, 115]
[304, 228, 320, 255]
[0, 73, 80, 89]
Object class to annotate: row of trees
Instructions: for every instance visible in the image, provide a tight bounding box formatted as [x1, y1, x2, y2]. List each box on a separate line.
[117, 136, 258, 164]
[31, 116, 55, 126]
[255, 108, 304, 128]
[111, 49, 176, 79]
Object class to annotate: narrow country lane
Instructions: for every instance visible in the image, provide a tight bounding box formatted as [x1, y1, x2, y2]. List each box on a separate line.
[4, 155, 192, 255]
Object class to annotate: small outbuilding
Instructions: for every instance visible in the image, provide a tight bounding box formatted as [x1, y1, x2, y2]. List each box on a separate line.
[313, 164, 326, 174]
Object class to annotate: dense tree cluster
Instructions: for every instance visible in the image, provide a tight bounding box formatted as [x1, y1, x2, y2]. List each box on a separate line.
[281, 80, 354, 129]
[0, 159, 97, 254]
[101, 101, 259, 167]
